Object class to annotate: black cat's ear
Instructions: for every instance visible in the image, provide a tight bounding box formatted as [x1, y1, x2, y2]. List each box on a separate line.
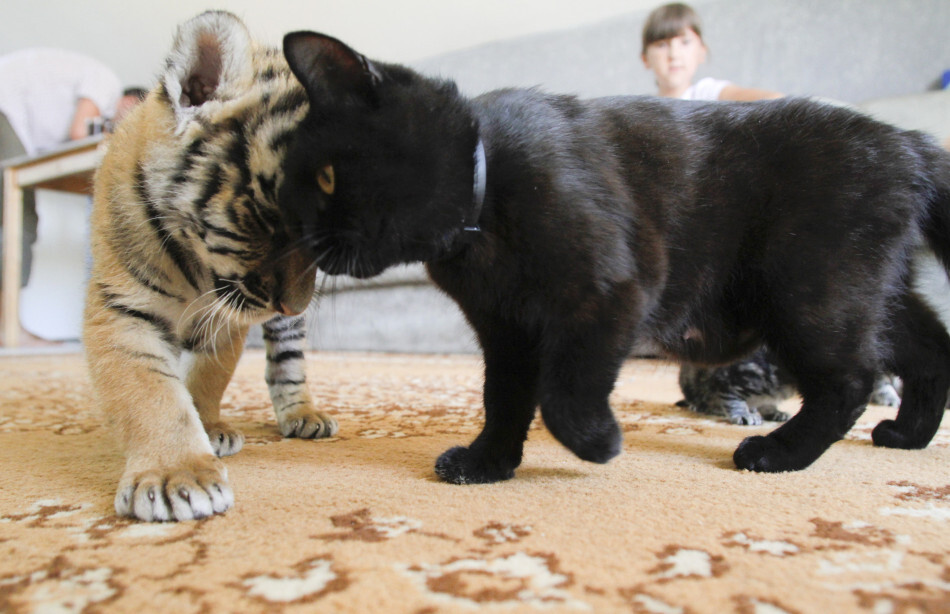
[283, 31, 380, 105]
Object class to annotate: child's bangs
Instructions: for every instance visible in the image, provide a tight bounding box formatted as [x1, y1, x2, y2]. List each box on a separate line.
[646, 16, 694, 45]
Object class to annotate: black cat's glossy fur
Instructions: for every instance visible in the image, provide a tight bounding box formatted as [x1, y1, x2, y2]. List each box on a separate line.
[278, 32, 950, 482]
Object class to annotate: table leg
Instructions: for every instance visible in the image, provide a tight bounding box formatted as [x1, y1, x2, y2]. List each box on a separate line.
[2, 166, 23, 347]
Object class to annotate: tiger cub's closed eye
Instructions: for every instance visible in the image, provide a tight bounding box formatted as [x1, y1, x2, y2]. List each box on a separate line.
[317, 164, 335, 195]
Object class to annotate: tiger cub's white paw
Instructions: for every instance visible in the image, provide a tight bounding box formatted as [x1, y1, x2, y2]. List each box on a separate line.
[204, 421, 245, 457]
[115, 455, 234, 522]
[277, 406, 339, 439]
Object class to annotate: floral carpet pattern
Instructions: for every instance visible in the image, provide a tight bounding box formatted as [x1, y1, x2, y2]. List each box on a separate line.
[0, 351, 948, 613]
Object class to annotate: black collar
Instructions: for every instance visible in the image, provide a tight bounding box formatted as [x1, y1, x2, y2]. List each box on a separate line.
[462, 138, 486, 236]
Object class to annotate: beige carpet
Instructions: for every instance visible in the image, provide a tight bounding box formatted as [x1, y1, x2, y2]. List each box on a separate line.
[0, 350, 948, 613]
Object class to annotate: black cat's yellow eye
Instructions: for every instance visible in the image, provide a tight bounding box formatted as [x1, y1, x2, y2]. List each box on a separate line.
[317, 164, 335, 195]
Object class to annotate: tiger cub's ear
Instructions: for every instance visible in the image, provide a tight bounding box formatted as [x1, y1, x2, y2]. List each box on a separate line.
[162, 10, 254, 130]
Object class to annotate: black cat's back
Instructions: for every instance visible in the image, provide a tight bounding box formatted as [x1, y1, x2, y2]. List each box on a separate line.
[463, 93, 927, 364]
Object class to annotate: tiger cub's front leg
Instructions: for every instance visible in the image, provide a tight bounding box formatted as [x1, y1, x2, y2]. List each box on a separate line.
[263, 316, 338, 439]
[85, 298, 245, 522]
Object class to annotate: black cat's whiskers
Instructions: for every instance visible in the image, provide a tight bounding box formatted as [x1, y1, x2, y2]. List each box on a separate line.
[349, 243, 366, 279]
[338, 241, 374, 279]
[271, 232, 318, 263]
[316, 270, 335, 300]
[275, 221, 374, 280]
[312, 238, 346, 276]
[274, 235, 324, 287]
[300, 288, 323, 349]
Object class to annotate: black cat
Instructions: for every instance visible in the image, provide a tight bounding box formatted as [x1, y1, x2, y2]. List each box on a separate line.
[278, 32, 950, 483]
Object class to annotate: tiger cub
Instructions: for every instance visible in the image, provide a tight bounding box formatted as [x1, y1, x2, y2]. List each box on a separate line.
[677, 347, 903, 425]
[84, 11, 335, 522]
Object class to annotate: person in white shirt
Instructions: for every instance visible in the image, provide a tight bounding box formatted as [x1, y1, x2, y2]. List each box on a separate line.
[0, 48, 135, 344]
[641, 3, 783, 101]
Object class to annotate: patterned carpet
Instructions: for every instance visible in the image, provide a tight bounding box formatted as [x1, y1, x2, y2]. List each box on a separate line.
[0, 350, 948, 613]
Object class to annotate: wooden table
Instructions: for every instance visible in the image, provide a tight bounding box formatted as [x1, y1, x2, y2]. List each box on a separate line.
[2, 135, 106, 347]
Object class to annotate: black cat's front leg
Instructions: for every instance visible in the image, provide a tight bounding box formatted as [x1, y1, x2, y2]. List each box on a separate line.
[435, 319, 540, 484]
[537, 326, 625, 464]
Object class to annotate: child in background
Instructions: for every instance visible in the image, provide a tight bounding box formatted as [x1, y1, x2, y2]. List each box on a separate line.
[641, 3, 782, 101]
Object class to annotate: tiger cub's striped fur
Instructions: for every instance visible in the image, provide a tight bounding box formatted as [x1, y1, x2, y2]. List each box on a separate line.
[84, 11, 335, 522]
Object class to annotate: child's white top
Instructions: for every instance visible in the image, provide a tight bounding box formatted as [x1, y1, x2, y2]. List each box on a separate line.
[680, 77, 730, 101]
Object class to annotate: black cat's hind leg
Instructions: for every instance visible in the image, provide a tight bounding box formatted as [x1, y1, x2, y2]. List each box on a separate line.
[734, 302, 879, 472]
[435, 319, 540, 484]
[734, 367, 875, 472]
[734, 246, 892, 472]
[537, 327, 624, 465]
[873, 292, 950, 449]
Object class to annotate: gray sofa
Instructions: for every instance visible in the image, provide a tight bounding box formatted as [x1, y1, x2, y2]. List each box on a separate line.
[255, 0, 950, 354]
[859, 91, 950, 144]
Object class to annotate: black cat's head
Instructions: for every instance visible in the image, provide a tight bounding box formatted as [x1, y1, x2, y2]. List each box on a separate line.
[278, 32, 482, 279]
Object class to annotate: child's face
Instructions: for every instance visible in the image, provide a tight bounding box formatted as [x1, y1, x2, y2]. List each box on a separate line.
[642, 28, 708, 95]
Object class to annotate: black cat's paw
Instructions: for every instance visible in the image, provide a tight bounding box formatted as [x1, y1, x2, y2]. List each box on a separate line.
[733, 435, 808, 473]
[871, 420, 929, 450]
[571, 426, 623, 464]
[546, 416, 622, 464]
[434, 446, 516, 485]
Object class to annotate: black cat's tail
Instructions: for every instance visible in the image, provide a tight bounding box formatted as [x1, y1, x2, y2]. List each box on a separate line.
[919, 136, 950, 272]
